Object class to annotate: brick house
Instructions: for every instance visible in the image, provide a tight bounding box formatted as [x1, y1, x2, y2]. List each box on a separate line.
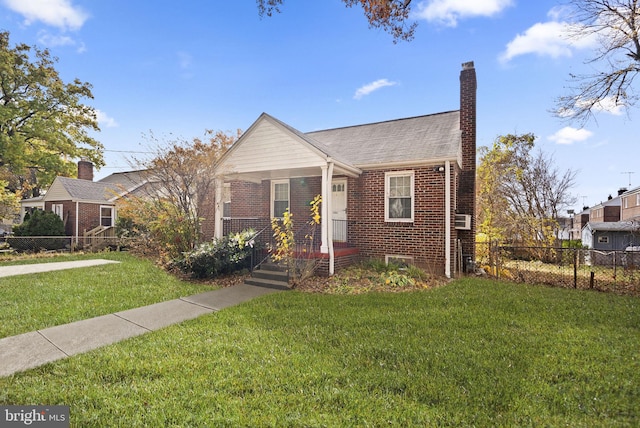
[26, 161, 149, 244]
[212, 62, 477, 277]
[621, 186, 640, 221]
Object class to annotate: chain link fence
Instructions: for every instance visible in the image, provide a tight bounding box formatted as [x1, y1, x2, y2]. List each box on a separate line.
[1, 236, 126, 254]
[476, 242, 640, 295]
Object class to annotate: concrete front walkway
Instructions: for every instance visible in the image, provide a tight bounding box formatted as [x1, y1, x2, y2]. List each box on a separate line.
[0, 259, 121, 278]
[0, 261, 282, 377]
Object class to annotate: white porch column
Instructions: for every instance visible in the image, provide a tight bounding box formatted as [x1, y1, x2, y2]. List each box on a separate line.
[214, 178, 223, 240]
[320, 165, 329, 253]
[327, 162, 335, 275]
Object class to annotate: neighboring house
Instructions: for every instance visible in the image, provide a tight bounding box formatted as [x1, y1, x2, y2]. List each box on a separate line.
[212, 62, 477, 277]
[582, 221, 640, 251]
[570, 207, 590, 241]
[590, 191, 624, 223]
[19, 161, 149, 243]
[621, 186, 640, 221]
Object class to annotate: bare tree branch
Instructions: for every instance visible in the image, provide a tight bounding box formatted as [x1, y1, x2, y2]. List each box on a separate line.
[556, 0, 640, 123]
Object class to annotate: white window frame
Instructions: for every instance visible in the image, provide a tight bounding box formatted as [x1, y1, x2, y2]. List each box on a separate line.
[597, 236, 609, 244]
[624, 197, 628, 209]
[637, 193, 640, 206]
[222, 183, 231, 218]
[385, 171, 414, 222]
[100, 205, 115, 227]
[271, 179, 290, 219]
[52, 204, 64, 220]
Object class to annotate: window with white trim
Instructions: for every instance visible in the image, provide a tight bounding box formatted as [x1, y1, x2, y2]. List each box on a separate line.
[598, 236, 609, 244]
[271, 180, 290, 218]
[222, 183, 231, 218]
[100, 206, 114, 227]
[637, 193, 640, 206]
[52, 204, 64, 220]
[385, 171, 414, 222]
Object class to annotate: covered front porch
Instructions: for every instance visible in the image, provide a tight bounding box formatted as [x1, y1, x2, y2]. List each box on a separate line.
[215, 172, 359, 275]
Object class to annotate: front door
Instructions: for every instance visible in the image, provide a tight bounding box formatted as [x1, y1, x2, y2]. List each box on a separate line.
[332, 179, 347, 242]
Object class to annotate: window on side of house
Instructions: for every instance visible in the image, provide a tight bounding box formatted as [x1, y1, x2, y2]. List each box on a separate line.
[271, 180, 290, 218]
[385, 171, 414, 222]
[637, 193, 640, 206]
[100, 206, 114, 227]
[222, 183, 231, 218]
[52, 204, 64, 220]
[597, 236, 609, 244]
[385, 254, 414, 267]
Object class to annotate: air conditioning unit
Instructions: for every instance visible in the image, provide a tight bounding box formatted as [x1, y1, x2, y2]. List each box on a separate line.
[454, 214, 472, 230]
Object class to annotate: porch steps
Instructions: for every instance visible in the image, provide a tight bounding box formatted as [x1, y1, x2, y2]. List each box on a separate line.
[245, 262, 290, 290]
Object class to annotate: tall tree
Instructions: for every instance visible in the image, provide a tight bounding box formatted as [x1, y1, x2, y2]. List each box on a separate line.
[120, 129, 239, 259]
[477, 134, 578, 248]
[257, 0, 416, 42]
[0, 31, 103, 199]
[557, 0, 640, 122]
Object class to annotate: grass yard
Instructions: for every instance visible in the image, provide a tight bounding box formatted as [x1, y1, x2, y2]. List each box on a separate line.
[0, 252, 219, 338]
[1, 277, 638, 426]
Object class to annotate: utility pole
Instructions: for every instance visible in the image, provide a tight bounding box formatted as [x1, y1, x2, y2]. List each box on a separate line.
[621, 171, 635, 187]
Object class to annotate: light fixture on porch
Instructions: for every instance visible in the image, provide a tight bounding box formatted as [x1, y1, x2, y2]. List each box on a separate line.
[433, 165, 445, 173]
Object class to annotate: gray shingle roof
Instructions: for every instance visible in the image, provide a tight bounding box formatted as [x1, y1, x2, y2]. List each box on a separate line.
[58, 177, 122, 202]
[587, 221, 639, 232]
[306, 111, 461, 167]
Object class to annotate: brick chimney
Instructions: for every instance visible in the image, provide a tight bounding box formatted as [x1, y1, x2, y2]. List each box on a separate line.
[77, 159, 94, 181]
[458, 61, 477, 261]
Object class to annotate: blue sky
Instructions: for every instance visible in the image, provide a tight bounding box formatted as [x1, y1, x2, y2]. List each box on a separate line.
[1, 0, 638, 211]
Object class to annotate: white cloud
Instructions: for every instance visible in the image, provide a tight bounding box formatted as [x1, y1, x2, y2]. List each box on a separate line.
[548, 126, 593, 145]
[414, 0, 513, 27]
[582, 96, 625, 116]
[499, 8, 598, 63]
[37, 30, 86, 53]
[96, 110, 118, 128]
[2, 0, 88, 30]
[353, 79, 397, 100]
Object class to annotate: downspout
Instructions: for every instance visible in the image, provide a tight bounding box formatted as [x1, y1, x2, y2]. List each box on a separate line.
[445, 160, 451, 278]
[327, 161, 335, 275]
[75, 201, 79, 247]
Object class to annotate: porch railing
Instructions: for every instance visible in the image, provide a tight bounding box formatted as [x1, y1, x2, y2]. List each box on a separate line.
[222, 218, 354, 269]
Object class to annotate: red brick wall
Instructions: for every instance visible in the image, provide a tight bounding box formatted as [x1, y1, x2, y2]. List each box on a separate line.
[457, 61, 477, 261]
[349, 167, 447, 274]
[226, 170, 461, 274]
[44, 201, 106, 236]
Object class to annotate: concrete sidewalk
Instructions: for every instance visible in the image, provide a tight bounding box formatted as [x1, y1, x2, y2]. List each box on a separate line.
[0, 261, 283, 377]
[0, 259, 121, 278]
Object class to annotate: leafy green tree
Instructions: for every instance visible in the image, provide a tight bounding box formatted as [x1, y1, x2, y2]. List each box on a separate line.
[0, 180, 19, 220]
[477, 134, 577, 250]
[0, 31, 104, 199]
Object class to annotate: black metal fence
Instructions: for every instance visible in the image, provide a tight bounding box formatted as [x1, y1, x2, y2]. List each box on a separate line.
[476, 242, 640, 295]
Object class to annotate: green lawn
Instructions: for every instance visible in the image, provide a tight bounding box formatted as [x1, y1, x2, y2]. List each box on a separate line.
[1, 276, 638, 426]
[0, 252, 219, 338]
